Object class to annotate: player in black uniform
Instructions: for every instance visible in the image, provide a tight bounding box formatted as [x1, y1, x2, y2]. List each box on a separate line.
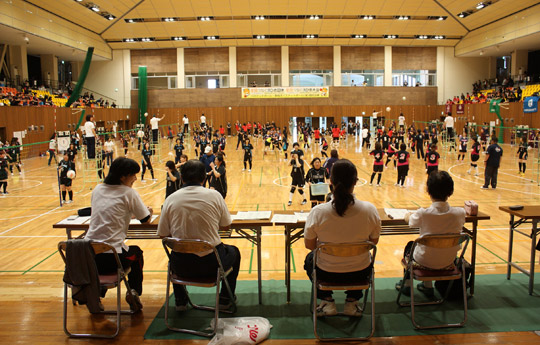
[288, 150, 307, 206]
[173, 138, 184, 164]
[140, 142, 155, 182]
[58, 151, 75, 204]
[369, 142, 385, 186]
[517, 137, 528, 176]
[7, 146, 21, 175]
[122, 135, 129, 156]
[395, 143, 410, 187]
[457, 135, 468, 161]
[467, 137, 481, 176]
[415, 129, 425, 159]
[211, 136, 220, 154]
[0, 150, 8, 194]
[242, 138, 253, 171]
[425, 144, 440, 175]
[305, 157, 329, 208]
[320, 137, 329, 158]
[66, 143, 77, 162]
[165, 160, 180, 199]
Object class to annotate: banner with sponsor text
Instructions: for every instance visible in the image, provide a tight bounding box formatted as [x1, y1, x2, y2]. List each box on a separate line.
[241, 87, 329, 99]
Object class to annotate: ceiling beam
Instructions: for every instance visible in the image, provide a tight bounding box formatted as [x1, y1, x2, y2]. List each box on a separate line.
[431, 0, 471, 33]
[99, 0, 147, 36]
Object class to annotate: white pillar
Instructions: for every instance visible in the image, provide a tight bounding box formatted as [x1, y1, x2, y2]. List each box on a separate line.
[229, 46, 237, 87]
[121, 49, 131, 107]
[281, 46, 289, 87]
[384, 46, 392, 86]
[436, 47, 445, 105]
[333, 46, 341, 86]
[511, 50, 528, 78]
[177, 48, 185, 88]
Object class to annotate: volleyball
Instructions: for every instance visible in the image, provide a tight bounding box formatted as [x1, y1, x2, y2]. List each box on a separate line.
[402, 96, 407, 100]
[66, 170, 76, 179]
[386, 107, 391, 112]
[144, 112, 148, 117]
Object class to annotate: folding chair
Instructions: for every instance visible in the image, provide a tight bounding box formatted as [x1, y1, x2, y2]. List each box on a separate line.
[162, 238, 236, 337]
[312, 241, 377, 341]
[58, 240, 137, 338]
[396, 233, 470, 329]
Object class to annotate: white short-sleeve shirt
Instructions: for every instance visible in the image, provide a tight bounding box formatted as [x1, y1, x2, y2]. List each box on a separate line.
[86, 184, 150, 252]
[304, 198, 381, 272]
[183, 117, 189, 125]
[398, 116, 405, 126]
[408, 201, 466, 269]
[84, 121, 95, 138]
[200, 115, 206, 124]
[150, 117, 160, 130]
[444, 115, 454, 128]
[105, 141, 114, 152]
[158, 185, 231, 256]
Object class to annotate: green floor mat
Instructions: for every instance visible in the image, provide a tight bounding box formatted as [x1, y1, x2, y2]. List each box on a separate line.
[144, 274, 540, 340]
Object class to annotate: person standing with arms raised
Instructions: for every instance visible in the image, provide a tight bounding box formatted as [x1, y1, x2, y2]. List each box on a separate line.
[150, 113, 165, 147]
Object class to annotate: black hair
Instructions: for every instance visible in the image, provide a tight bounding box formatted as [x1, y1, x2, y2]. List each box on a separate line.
[426, 170, 454, 201]
[310, 157, 321, 167]
[85, 114, 92, 121]
[400, 143, 406, 150]
[165, 160, 177, 172]
[181, 159, 206, 184]
[330, 149, 338, 158]
[375, 142, 382, 151]
[491, 137, 498, 143]
[293, 142, 299, 147]
[104, 157, 141, 185]
[330, 159, 357, 217]
[216, 154, 226, 167]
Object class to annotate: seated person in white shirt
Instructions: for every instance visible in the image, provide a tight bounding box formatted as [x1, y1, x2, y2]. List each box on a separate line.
[304, 159, 381, 317]
[158, 160, 240, 312]
[85, 157, 153, 311]
[397, 170, 465, 296]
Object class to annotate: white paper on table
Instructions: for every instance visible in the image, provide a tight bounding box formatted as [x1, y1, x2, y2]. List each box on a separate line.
[230, 214, 239, 221]
[56, 216, 91, 225]
[129, 215, 158, 224]
[384, 208, 411, 220]
[235, 211, 272, 220]
[294, 212, 309, 222]
[271, 214, 298, 224]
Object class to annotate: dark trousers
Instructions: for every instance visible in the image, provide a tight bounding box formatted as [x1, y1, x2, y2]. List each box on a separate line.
[106, 152, 113, 165]
[483, 165, 499, 188]
[183, 124, 189, 134]
[48, 150, 57, 165]
[94, 245, 144, 295]
[304, 251, 372, 300]
[170, 243, 240, 306]
[152, 129, 159, 144]
[416, 145, 424, 159]
[86, 137, 95, 159]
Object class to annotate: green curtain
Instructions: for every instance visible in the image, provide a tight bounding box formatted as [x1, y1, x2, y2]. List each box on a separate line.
[74, 109, 86, 131]
[489, 99, 504, 143]
[66, 47, 94, 109]
[138, 66, 148, 124]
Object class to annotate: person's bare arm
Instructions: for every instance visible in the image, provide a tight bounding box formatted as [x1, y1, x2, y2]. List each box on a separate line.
[305, 237, 317, 250]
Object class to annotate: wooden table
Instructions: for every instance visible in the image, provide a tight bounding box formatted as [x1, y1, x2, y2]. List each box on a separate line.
[499, 205, 540, 295]
[53, 212, 273, 304]
[275, 208, 490, 303]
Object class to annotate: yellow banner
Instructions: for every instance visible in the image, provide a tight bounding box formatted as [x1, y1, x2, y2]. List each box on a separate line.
[242, 87, 329, 99]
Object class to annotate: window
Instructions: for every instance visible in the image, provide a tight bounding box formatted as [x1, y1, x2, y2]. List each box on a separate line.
[131, 73, 177, 90]
[289, 70, 333, 87]
[392, 70, 436, 86]
[237, 71, 281, 87]
[184, 71, 230, 89]
[341, 70, 384, 86]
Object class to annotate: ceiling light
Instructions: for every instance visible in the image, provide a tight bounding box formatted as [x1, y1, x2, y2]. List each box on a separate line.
[458, 11, 470, 18]
[105, 14, 115, 20]
[74, 0, 83, 2]
[309, 15, 320, 20]
[476, 2, 485, 9]
[416, 35, 428, 39]
[305, 34, 316, 39]
[123, 38, 135, 42]
[397, 16, 410, 20]
[255, 35, 266, 39]
[433, 35, 445, 39]
[254, 15, 265, 20]
[205, 36, 218, 40]
[127, 19, 134, 23]
[384, 34, 398, 39]
[351, 34, 365, 39]
[361, 15, 374, 20]
[199, 16, 213, 21]
[90, 4, 99, 12]
[172, 36, 185, 41]
[438, 16, 445, 20]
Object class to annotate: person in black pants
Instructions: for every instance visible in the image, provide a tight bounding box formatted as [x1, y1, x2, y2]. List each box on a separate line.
[482, 138, 503, 189]
[140, 142, 155, 182]
[415, 129, 425, 159]
[242, 138, 253, 171]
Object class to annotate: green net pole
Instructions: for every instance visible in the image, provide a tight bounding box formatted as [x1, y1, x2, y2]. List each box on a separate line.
[138, 66, 148, 124]
[65, 47, 94, 108]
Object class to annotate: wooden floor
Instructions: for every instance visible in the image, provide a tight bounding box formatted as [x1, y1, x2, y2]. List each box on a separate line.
[1, 132, 540, 344]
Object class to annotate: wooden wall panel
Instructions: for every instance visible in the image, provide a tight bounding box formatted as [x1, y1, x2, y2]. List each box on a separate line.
[130, 49, 177, 74]
[289, 46, 333, 70]
[184, 48, 229, 73]
[341, 47, 384, 70]
[237, 47, 281, 71]
[392, 47, 437, 71]
[132, 86, 438, 108]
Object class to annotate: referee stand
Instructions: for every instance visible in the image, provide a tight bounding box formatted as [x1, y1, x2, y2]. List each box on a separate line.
[80, 127, 105, 189]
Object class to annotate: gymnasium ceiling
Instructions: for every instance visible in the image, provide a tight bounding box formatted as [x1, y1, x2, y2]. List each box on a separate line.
[11, 0, 540, 58]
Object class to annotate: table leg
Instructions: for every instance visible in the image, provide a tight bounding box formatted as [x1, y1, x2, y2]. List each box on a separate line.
[528, 220, 538, 295]
[507, 215, 514, 280]
[469, 220, 478, 296]
[257, 227, 262, 304]
[285, 226, 291, 303]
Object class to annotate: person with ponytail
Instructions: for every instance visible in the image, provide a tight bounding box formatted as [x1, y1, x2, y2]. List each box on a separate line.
[304, 159, 381, 317]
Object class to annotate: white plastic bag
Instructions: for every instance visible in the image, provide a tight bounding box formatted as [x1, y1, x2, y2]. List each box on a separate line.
[208, 317, 272, 345]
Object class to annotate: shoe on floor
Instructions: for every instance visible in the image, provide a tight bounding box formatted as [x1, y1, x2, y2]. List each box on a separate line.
[287, 201, 292, 206]
[316, 299, 337, 317]
[480, 186, 488, 189]
[301, 199, 307, 205]
[126, 289, 143, 312]
[344, 300, 363, 317]
[395, 280, 411, 296]
[175, 304, 188, 312]
[417, 282, 435, 297]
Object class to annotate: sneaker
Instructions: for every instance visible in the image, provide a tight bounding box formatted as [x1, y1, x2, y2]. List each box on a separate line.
[417, 282, 435, 297]
[467, 170, 471, 174]
[175, 304, 188, 312]
[65, 200, 73, 204]
[400, 184, 406, 188]
[248, 169, 251, 172]
[301, 199, 307, 205]
[394, 183, 399, 186]
[369, 183, 373, 186]
[126, 289, 143, 312]
[344, 300, 363, 317]
[316, 299, 337, 317]
[151, 178, 157, 181]
[141, 179, 146, 183]
[376, 184, 381, 187]
[287, 201, 292, 206]
[480, 186, 488, 189]
[242, 168, 245, 171]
